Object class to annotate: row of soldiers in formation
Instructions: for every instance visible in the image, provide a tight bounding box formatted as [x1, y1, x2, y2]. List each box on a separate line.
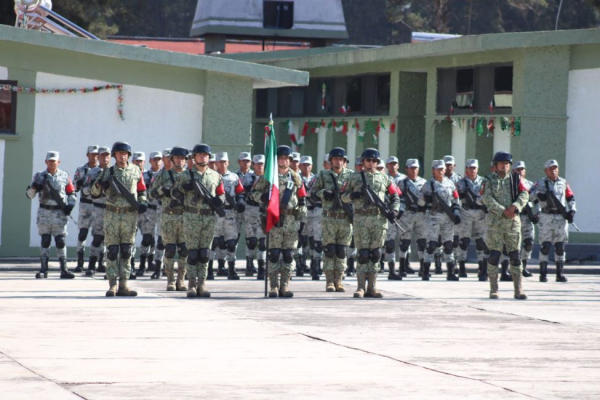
[26, 141, 577, 299]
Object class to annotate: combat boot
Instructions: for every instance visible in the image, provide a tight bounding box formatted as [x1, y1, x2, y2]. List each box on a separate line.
[478, 260, 488, 281]
[227, 261, 240, 280]
[147, 254, 156, 272]
[367, 272, 383, 298]
[245, 257, 254, 277]
[398, 258, 407, 277]
[489, 273, 499, 299]
[129, 257, 136, 279]
[105, 278, 118, 297]
[434, 254, 443, 274]
[268, 272, 279, 298]
[187, 277, 197, 297]
[97, 253, 106, 273]
[166, 267, 176, 291]
[333, 269, 345, 292]
[256, 260, 265, 280]
[197, 278, 210, 298]
[512, 272, 527, 299]
[279, 270, 294, 298]
[207, 260, 215, 280]
[459, 261, 468, 278]
[295, 255, 304, 277]
[136, 255, 147, 277]
[387, 261, 402, 280]
[151, 260, 162, 280]
[500, 260, 512, 281]
[36, 256, 49, 279]
[74, 250, 84, 273]
[85, 256, 97, 277]
[175, 267, 188, 291]
[217, 259, 227, 277]
[405, 259, 415, 274]
[116, 280, 137, 296]
[310, 258, 318, 280]
[418, 259, 424, 277]
[346, 257, 355, 277]
[325, 270, 335, 292]
[522, 260, 532, 277]
[59, 257, 75, 279]
[422, 262, 431, 281]
[539, 261, 548, 282]
[379, 254, 385, 273]
[354, 272, 366, 298]
[446, 262, 459, 281]
[312, 258, 321, 280]
[555, 261, 568, 282]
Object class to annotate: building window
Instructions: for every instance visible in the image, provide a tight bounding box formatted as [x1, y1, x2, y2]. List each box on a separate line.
[263, 1, 294, 29]
[346, 77, 362, 114]
[375, 75, 390, 115]
[0, 81, 17, 134]
[494, 66, 513, 111]
[455, 68, 474, 111]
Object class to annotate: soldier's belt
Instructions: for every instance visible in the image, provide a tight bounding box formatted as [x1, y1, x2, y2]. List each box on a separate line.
[148, 204, 158, 210]
[184, 206, 213, 215]
[280, 209, 298, 216]
[163, 207, 184, 215]
[105, 204, 136, 213]
[323, 210, 347, 219]
[80, 198, 93, 204]
[93, 203, 106, 209]
[40, 204, 62, 211]
[354, 208, 381, 216]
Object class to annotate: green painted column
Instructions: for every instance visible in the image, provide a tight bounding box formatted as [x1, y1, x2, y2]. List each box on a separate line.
[465, 126, 494, 172]
[397, 71, 427, 166]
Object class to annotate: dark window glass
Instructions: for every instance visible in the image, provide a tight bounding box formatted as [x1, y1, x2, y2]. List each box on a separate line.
[346, 77, 362, 114]
[455, 69, 474, 109]
[290, 87, 305, 117]
[277, 87, 292, 117]
[0, 80, 17, 134]
[376, 74, 390, 115]
[494, 66, 513, 110]
[307, 79, 334, 116]
[255, 89, 268, 118]
[263, 1, 294, 29]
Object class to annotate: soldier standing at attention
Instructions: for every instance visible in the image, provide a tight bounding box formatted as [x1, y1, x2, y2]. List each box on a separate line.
[152, 148, 172, 279]
[252, 145, 307, 298]
[300, 155, 322, 279]
[513, 161, 537, 278]
[384, 156, 407, 280]
[311, 147, 354, 291]
[290, 151, 306, 275]
[92, 142, 148, 297]
[532, 160, 576, 283]
[26, 151, 77, 279]
[242, 155, 266, 279]
[323, 154, 331, 171]
[172, 144, 225, 298]
[236, 152, 255, 275]
[481, 152, 529, 300]
[73, 145, 99, 273]
[342, 148, 400, 298]
[418, 160, 461, 281]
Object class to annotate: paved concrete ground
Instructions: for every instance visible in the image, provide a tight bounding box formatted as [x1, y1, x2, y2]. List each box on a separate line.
[0, 262, 598, 399]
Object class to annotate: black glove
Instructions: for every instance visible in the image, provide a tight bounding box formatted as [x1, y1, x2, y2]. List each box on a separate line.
[529, 213, 540, 224]
[162, 186, 171, 196]
[210, 197, 223, 207]
[537, 192, 547, 201]
[396, 210, 404, 220]
[453, 214, 461, 225]
[322, 190, 335, 201]
[138, 204, 148, 214]
[76, 178, 84, 188]
[64, 204, 74, 216]
[182, 181, 194, 191]
[31, 181, 44, 191]
[424, 194, 433, 204]
[386, 210, 398, 221]
[349, 191, 362, 200]
[567, 210, 575, 224]
[236, 201, 246, 213]
[260, 192, 269, 203]
[99, 179, 110, 190]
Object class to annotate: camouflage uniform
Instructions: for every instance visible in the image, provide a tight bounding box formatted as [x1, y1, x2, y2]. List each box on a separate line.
[241, 170, 266, 276]
[138, 168, 161, 262]
[519, 178, 536, 262]
[303, 172, 323, 277]
[384, 172, 407, 277]
[73, 161, 97, 270]
[397, 174, 428, 273]
[455, 175, 488, 275]
[82, 164, 107, 275]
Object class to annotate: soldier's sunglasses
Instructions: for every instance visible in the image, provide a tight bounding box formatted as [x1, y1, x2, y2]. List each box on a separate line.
[364, 158, 378, 163]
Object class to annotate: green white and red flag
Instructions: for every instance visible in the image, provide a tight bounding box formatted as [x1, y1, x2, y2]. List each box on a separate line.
[264, 115, 280, 232]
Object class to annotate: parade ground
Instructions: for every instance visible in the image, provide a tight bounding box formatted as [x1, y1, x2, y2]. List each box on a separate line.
[0, 262, 598, 399]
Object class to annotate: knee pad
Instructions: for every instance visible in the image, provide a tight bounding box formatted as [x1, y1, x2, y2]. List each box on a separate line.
[384, 239, 395, 255]
[258, 238, 267, 252]
[165, 244, 177, 259]
[178, 243, 188, 258]
[555, 242, 565, 256]
[475, 238, 488, 252]
[211, 238, 219, 251]
[488, 250, 501, 266]
[336, 245, 347, 259]
[199, 248, 209, 263]
[226, 239, 237, 253]
[187, 249, 199, 266]
[217, 236, 226, 250]
[107, 245, 120, 261]
[156, 236, 165, 251]
[541, 241, 552, 256]
[523, 238, 533, 252]
[416, 239, 427, 252]
[324, 244, 336, 259]
[120, 244, 132, 259]
[92, 235, 104, 247]
[459, 237, 471, 251]
[282, 249, 294, 263]
[246, 237, 258, 250]
[77, 228, 89, 242]
[443, 241, 454, 254]
[369, 248, 382, 263]
[509, 251, 521, 266]
[141, 234, 154, 247]
[313, 241, 323, 254]
[41, 234, 52, 248]
[358, 249, 370, 264]
[54, 235, 66, 249]
[309, 236, 315, 249]
[427, 241, 438, 254]
[268, 249, 281, 263]
[400, 239, 411, 252]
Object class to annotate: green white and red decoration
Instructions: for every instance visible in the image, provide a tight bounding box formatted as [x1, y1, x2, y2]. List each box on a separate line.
[264, 115, 280, 233]
[390, 118, 396, 134]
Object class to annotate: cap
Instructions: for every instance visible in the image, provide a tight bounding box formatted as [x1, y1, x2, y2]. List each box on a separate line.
[216, 152, 229, 162]
[466, 159, 479, 168]
[406, 159, 419, 168]
[432, 160, 445, 169]
[87, 145, 99, 154]
[513, 161, 526, 170]
[355, 157, 362, 166]
[132, 152, 145, 161]
[300, 155, 312, 165]
[209, 154, 216, 162]
[45, 151, 59, 161]
[149, 151, 162, 159]
[323, 154, 330, 163]
[386, 156, 399, 164]
[545, 159, 559, 168]
[377, 158, 384, 165]
[98, 146, 110, 154]
[443, 155, 455, 165]
[253, 154, 265, 164]
[291, 152, 301, 162]
[238, 152, 251, 161]
[163, 148, 172, 157]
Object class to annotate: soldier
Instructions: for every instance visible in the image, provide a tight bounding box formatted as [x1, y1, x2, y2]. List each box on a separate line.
[153, 148, 172, 279]
[208, 153, 216, 171]
[513, 161, 537, 278]
[172, 144, 225, 298]
[418, 160, 461, 281]
[342, 148, 400, 298]
[213, 152, 246, 280]
[150, 147, 189, 291]
[91, 142, 148, 297]
[481, 151, 529, 300]
[236, 152, 254, 274]
[455, 159, 489, 280]
[396, 159, 427, 277]
[242, 154, 267, 279]
[311, 147, 353, 291]
[443, 155, 462, 273]
[300, 155, 323, 280]
[291, 152, 301, 172]
[384, 156, 407, 279]
[26, 151, 76, 279]
[532, 159, 576, 283]
[73, 145, 99, 273]
[345, 156, 363, 278]
[82, 146, 111, 277]
[252, 145, 307, 298]
[162, 149, 172, 171]
[323, 154, 331, 171]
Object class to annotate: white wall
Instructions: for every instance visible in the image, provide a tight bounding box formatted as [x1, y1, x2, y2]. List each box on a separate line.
[451, 122, 467, 173]
[0, 66, 8, 246]
[29, 73, 204, 246]
[566, 68, 600, 233]
[493, 122, 512, 155]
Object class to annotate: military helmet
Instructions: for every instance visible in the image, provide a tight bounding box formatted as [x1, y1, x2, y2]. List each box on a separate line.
[492, 151, 513, 163]
[111, 141, 132, 157]
[329, 147, 346, 159]
[192, 144, 211, 156]
[277, 145, 292, 157]
[170, 146, 189, 158]
[361, 148, 379, 160]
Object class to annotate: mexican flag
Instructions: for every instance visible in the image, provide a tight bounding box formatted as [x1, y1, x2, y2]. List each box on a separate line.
[264, 115, 280, 232]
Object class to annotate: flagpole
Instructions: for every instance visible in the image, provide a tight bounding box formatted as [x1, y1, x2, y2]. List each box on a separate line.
[265, 232, 269, 297]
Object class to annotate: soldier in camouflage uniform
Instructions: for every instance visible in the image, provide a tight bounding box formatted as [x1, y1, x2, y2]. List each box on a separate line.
[82, 146, 111, 277]
[418, 160, 462, 281]
[290, 152, 307, 275]
[342, 148, 400, 298]
[26, 151, 76, 279]
[300, 155, 323, 280]
[236, 151, 257, 276]
[513, 161, 537, 278]
[311, 147, 353, 291]
[455, 159, 489, 280]
[172, 144, 225, 298]
[242, 154, 266, 279]
[481, 151, 529, 300]
[442, 155, 462, 274]
[91, 142, 148, 297]
[384, 156, 407, 279]
[345, 157, 363, 277]
[532, 159, 576, 283]
[73, 145, 99, 273]
[152, 148, 172, 279]
[252, 145, 307, 298]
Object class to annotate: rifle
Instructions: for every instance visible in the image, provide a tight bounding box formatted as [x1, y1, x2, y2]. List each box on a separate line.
[360, 172, 404, 232]
[463, 178, 488, 213]
[330, 172, 353, 223]
[521, 203, 539, 224]
[109, 174, 141, 211]
[545, 181, 580, 232]
[431, 182, 456, 222]
[190, 175, 226, 217]
[43, 177, 76, 223]
[224, 189, 236, 209]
